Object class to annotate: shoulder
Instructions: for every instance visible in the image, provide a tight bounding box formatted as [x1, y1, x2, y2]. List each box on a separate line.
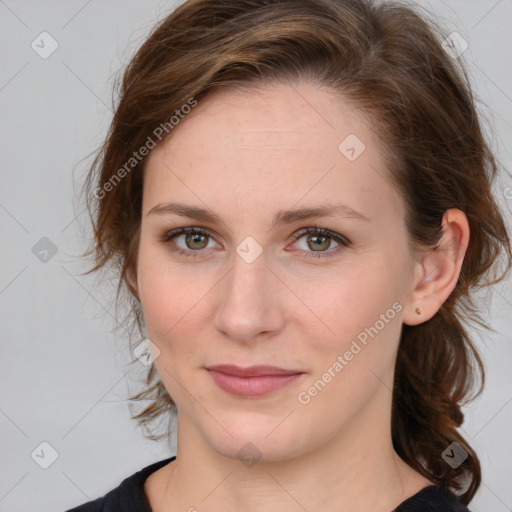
[62, 456, 176, 512]
[394, 484, 473, 512]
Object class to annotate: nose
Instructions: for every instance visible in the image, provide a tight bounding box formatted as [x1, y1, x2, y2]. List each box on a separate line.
[213, 248, 285, 344]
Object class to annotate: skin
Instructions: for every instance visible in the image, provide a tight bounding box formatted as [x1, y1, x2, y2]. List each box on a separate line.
[130, 82, 470, 512]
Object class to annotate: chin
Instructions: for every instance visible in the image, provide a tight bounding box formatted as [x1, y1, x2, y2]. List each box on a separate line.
[199, 410, 310, 464]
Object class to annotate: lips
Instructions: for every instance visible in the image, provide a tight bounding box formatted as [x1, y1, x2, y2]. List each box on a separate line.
[205, 365, 305, 397]
[206, 364, 302, 377]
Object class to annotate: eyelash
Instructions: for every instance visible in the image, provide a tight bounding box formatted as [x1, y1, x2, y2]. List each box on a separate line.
[161, 225, 351, 260]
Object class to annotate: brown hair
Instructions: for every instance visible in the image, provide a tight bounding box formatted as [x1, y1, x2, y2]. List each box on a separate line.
[82, 0, 511, 504]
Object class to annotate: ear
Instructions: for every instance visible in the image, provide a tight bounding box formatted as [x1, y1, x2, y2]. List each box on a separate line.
[403, 208, 470, 326]
[126, 264, 140, 300]
[125, 228, 141, 300]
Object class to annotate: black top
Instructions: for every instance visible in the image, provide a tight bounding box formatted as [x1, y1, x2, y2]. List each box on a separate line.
[64, 456, 472, 512]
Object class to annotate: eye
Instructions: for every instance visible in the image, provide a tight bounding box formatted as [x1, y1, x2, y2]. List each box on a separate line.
[289, 226, 351, 260]
[161, 227, 218, 258]
[161, 225, 351, 260]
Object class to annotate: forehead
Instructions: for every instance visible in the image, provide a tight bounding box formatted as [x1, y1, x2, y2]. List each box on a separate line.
[143, 82, 404, 229]
[165, 82, 371, 153]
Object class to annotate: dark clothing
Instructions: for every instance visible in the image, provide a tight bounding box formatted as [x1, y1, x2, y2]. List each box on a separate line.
[65, 456, 472, 511]
[64, 457, 173, 512]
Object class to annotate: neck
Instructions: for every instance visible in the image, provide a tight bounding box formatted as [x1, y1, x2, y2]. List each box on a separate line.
[152, 386, 432, 512]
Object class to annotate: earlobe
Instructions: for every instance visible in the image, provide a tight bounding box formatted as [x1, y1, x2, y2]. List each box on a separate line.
[403, 209, 469, 326]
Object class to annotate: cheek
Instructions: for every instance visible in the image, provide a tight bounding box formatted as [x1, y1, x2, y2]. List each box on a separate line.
[137, 255, 204, 402]
[302, 260, 405, 394]
[137, 245, 197, 343]
[311, 265, 391, 342]
[296, 273, 403, 418]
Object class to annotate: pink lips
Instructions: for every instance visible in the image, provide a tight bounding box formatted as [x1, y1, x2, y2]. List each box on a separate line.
[206, 364, 304, 397]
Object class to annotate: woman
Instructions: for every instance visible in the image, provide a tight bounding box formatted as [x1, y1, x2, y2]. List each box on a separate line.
[66, 0, 511, 510]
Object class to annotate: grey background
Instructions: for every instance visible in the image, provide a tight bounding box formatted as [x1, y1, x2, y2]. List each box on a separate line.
[0, 1, 511, 511]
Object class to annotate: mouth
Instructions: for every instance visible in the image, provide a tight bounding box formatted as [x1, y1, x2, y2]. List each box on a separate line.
[205, 365, 305, 397]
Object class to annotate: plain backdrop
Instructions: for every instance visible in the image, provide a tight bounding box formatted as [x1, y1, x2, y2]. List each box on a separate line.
[0, 1, 511, 511]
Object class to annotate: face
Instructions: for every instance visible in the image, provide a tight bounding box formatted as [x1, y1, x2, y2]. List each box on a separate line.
[135, 82, 418, 462]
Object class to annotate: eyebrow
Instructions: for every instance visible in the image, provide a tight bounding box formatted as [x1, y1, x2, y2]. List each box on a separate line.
[147, 201, 371, 228]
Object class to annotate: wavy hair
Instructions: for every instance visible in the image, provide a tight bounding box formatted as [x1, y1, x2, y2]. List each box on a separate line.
[82, 0, 511, 504]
